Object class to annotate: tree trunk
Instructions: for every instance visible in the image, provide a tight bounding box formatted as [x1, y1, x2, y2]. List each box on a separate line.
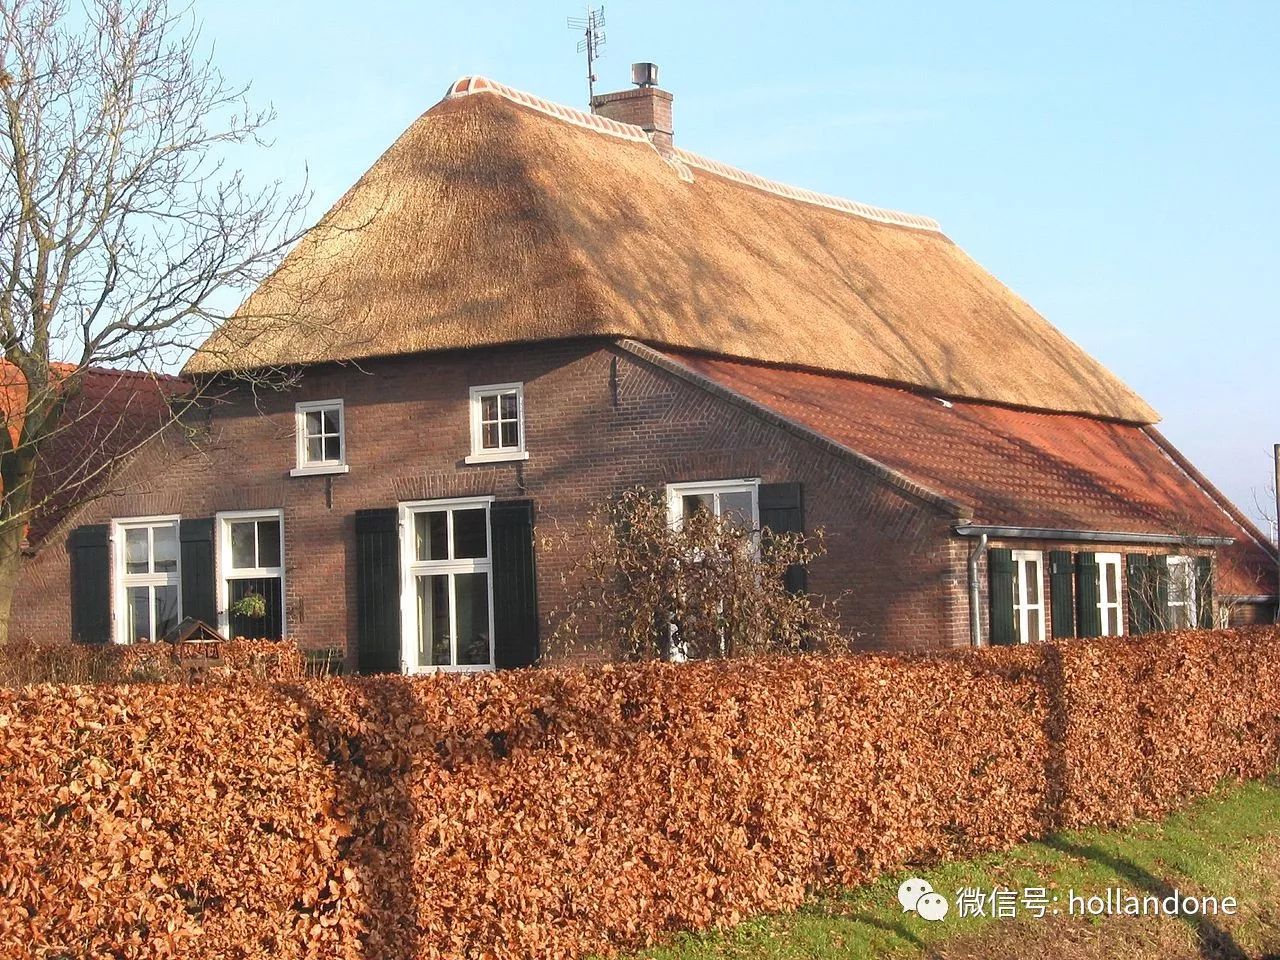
[0, 520, 28, 646]
[0, 443, 42, 647]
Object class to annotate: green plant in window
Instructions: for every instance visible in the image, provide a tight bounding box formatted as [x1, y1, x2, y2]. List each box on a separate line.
[229, 591, 267, 621]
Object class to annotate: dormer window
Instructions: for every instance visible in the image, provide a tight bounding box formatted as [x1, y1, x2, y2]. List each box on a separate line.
[466, 382, 528, 464]
[292, 399, 349, 476]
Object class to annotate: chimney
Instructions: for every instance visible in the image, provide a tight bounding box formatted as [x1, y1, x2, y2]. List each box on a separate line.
[591, 62, 673, 150]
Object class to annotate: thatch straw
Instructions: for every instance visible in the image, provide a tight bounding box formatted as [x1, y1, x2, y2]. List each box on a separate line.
[185, 80, 1156, 423]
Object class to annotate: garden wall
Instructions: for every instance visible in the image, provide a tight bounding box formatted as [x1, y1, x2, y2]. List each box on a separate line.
[1, 628, 1278, 959]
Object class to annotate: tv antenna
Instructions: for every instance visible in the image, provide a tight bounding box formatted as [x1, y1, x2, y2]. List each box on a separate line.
[567, 6, 606, 104]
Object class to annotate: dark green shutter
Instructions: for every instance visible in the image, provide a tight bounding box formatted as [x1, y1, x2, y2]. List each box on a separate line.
[1075, 552, 1102, 637]
[491, 500, 540, 669]
[1126, 554, 1154, 635]
[355, 509, 401, 674]
[759, 482, 807, 593]
[1195, 556, 1214, 628]
[1049, 550, 1076, 638]
[68, 524, 110, 644]
[988, 548, 1016, 646]
[179, 518, 217, 626]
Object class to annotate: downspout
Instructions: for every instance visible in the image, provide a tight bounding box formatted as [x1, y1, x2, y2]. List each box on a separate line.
[967, 533, 988, 648]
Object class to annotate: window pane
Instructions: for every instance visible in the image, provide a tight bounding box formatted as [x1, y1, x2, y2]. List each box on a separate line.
[230, 521, 256, 569]
[126, 586, 151, 642]
[499, 421, 519, 449]
[125, 528, 150, 574]
[152, 525, 178, 574]
[305, 410, 323, 437]
[719, 490, 755, 530]
[415, 511, 448, 561]
[499, 392, 518, 419]
[417, 574, 450, 667]
[455, 572, 491, 666]
[1105, 562, 1119, 601]
[323, 436, 341, 462]
[482, 422, 499, 449]
[480, 395, 498, 421]
[452, 508, 487, 559]
[682, 493, 714, 520]
[322, 408, 340, 435]
[154, 584, 180, 639]
[1024, 560, 1040, 604]
[306, 437, 324, 462]
[257, 520, 282, 569]
[1027, 611, 1043, 644]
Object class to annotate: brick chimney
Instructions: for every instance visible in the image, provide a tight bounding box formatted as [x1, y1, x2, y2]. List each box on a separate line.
[591, 62, 673, 150]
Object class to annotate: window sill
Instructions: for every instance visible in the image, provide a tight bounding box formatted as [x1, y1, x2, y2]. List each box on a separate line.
[463, 451, 530, 465]
[290, 464, 350, 478]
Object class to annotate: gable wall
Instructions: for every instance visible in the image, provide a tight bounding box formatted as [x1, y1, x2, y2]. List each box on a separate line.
[14, 339, 966, 662]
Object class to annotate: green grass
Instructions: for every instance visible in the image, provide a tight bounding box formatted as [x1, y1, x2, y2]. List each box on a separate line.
[635, 779, 1280, 959]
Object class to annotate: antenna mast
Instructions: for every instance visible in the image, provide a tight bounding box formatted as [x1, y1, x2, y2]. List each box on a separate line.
[567, 6, 606, 104]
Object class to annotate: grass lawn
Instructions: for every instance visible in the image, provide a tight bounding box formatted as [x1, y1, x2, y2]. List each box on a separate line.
[636, 779, 1280, 960]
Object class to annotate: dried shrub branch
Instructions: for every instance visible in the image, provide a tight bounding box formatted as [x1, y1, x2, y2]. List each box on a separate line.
[543, 486, 841, 661]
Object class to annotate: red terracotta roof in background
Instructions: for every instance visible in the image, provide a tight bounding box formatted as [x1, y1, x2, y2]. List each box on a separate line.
[660, 349, 1277, 598]
[0, 363, 187, 546]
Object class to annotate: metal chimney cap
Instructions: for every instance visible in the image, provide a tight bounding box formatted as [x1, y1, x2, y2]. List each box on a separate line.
[631, 62, 659, 87]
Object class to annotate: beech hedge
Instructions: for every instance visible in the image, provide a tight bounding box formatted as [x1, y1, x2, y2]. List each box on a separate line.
[1, 628, 1278, 959]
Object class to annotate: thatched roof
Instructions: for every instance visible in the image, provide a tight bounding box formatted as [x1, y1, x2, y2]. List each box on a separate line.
[185, 76, 1157, 423]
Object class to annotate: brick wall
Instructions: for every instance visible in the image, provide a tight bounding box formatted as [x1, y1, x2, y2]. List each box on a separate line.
[14, 340, 965, 663]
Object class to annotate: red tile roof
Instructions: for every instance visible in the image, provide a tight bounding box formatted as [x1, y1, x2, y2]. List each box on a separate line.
[0, 363, 186, 546]
[659, 349, 1276, 598]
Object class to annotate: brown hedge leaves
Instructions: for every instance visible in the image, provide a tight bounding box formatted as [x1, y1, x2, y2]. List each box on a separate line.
[2, 628, 1279, 958]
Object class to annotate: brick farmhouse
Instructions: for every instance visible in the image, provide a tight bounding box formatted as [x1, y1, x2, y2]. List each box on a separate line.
[13, 71, 1278, 670]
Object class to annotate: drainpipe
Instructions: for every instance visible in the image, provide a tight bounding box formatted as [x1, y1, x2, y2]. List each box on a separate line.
[967, 533, 988, 648]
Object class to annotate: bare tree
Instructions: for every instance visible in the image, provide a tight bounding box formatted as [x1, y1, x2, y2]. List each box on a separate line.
[0, 0, 306, 641]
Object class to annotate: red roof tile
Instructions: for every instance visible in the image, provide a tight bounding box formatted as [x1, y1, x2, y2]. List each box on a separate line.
[660, 349, 1276, 598]
[0, 363, 186, 546]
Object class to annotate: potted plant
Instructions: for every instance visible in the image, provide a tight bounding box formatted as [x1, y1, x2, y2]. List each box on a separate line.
[229, 591, 267, 621]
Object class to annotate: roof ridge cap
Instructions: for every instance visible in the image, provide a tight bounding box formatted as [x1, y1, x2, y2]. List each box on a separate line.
[445, 75, 652, 143]
[671, 147, 942, 232]
[444, 75, 943, 234]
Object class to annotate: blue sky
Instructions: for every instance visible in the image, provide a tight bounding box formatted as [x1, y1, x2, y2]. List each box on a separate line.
[199, 0, 1278, 529]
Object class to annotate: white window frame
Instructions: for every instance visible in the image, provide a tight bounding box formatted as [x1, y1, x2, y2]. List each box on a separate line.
[465, 382, 529, 464]
[1010, 550, 1046, 645]
[665, 479, 761, 530]
[1097, 552, 1125, 636]
[292, 398, 349, 476]
[1165, 555, 1197, 630]
[111, 515, 182, 644]
[398, 496, 496, 673]
[216, 508, 286, 638]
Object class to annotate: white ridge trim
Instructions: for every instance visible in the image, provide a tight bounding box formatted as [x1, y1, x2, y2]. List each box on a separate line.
[444, 75, 943, 233]
[672, 148, 942, 232]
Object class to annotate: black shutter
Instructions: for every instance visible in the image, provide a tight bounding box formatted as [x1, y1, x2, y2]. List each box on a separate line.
[1126, 554, 1154, 636]
[1195, 555, 1214, 628]
[1049, 549, 1076, 638]
[988, 548, 1016, 646]
[491, 500, 540, 669]
[179, 518, 217, 626]
[1075, 552, 1102, 637]
[759, 482, 807, 593]
[355, 509, 401, 674]
[68, 524, 110, 644]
